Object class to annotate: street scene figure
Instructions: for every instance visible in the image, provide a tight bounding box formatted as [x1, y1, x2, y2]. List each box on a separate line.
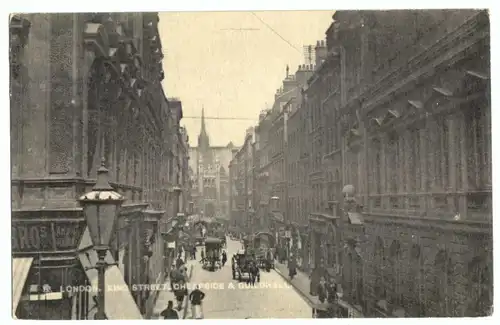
[200, 249, 205, 263]
[160, 301, 179, 320]
[191, 246, 197, 260]
[189, 285, 206, 319]
[221, 250, 228, 267]
[10, 9, 491, 320]
[288, 255, 297, 280]
[317, 277, 327, 304]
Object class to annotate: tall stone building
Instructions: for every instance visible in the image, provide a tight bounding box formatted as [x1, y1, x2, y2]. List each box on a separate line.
[252, 65, 313, 259]
[229, 128, 255, 233]
[10, 13, 188, 319]
[231, 9, 491, 319]
[306, 10, 491, 318]
[188, 108, 238, 218]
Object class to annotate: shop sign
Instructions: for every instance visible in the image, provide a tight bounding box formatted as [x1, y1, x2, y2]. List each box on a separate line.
[12, 221, 85, 253]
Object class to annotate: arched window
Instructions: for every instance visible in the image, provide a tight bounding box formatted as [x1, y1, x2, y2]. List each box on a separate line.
[389, 240, 402, 306]
[408, 244, 424, 316]
[327, 224, 336, 267]
[352, 245, 364, 307]
[343, 249, 353, 299]
[429, 250, 453, 316]
[373, 237, 386, 298]
[466, 255, 492, 316]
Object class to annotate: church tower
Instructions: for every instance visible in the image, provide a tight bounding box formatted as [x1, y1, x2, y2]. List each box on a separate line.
[197, 106, 213, 167]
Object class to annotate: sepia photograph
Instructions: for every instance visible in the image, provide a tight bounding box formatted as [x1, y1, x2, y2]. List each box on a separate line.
[9, 8, 491, 320]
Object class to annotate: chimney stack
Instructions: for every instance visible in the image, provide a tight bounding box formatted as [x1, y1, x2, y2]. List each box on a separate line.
[295, 63, 314, 89]
[259, 110, 266, 122]
[315, 40, 327, 67]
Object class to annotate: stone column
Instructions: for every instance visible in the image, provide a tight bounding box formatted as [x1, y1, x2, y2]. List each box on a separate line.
[458, 112, 468, 219]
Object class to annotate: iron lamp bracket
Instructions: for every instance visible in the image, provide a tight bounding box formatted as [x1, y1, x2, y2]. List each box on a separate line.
[84, 262, 119, 271]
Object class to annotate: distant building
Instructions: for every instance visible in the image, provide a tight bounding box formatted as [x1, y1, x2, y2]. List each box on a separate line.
[188, 107, 239, 218]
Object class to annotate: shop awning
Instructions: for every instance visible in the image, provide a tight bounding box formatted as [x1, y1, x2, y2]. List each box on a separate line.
[205, 237, 222, 245]
[12, 257, 33, 316]
[79, 250, 142, 319]
[347, 212, 364, 225]
[79, 234, 142, 319]
[270, 212, 284, 222]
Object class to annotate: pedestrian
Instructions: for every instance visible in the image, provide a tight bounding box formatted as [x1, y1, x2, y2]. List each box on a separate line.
[192, 246, 197, 260]
[288, 255, 297, 279]
[174, 279, 188, 310]
[326, 276, 339, 306]
[317, 276, 327, 303]
[189, 285, 206, 319]
[221, 250, 227, 267]
[160, 300, 179, 319]
[169, 267, 179, 292]
[176, 255, 183, 269]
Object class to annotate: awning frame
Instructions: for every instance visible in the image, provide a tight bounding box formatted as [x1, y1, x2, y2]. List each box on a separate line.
[12, 257, 33, 317]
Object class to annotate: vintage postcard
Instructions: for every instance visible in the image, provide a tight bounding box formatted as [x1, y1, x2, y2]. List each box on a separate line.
[10, 9, 491, 319]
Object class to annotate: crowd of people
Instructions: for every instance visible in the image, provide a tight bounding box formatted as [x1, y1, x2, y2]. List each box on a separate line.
[162, 248, 208, 320]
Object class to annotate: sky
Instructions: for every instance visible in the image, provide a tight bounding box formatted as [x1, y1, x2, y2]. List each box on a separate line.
[159, 11, 334, 147]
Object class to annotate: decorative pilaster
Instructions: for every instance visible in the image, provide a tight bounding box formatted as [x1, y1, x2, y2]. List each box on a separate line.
[9, 15, 31, 177]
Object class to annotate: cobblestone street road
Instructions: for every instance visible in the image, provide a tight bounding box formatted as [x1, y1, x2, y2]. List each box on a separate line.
[186, 237, 312, 319]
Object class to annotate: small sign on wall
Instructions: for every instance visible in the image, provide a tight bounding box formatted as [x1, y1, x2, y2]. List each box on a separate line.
[167, 241, 176, 249]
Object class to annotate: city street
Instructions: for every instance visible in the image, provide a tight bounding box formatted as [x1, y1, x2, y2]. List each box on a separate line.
[185, 237, 312, 319]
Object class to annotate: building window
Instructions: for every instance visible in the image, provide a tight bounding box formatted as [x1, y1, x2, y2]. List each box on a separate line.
[466, 255, 492, 316]
[373, 237, 386, 298]
[428, 250, 453, 316]
[465, 104, 491, 191]
[389, 240, 402, 306]
[435, 118, 450, 190]
[387, 132, 399, 207]
[370, 139, 382, 207]
[408, 244, 424, 316]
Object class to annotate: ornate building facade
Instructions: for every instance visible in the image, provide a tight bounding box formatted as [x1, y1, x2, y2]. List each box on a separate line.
[230, 9, 491, 318]
[10, 13, 188, 319]
[188, 108, 237, 219]
[309, 10, 492, 317]
[229, 128, 255, 233]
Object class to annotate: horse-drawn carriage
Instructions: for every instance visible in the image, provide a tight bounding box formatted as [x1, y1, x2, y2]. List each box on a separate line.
[202, 237, 223, 271]
[195, 235, 205, 246]
[219, 235, 227, 248]
[252, 232, 276, 271]
[232, 249, 260, 283]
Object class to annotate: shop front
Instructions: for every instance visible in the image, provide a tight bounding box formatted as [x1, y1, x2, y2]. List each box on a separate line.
[308, 212, 340, 296]
[142, 210, 163, 318]
[12, 209, 86, 319]
[298, 224, 309, 272]
[12, 207, 144, 320]
[160, 217, 178, 278]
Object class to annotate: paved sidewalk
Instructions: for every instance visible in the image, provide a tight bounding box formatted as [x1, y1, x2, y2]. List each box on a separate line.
[273, 261, 363, 317]
[151, 251, 195, 319]
[273, 261, 320, 307]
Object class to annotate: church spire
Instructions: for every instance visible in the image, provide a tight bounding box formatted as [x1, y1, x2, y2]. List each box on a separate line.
[200, 106, 207, 135]
[198, 106, 210, 149]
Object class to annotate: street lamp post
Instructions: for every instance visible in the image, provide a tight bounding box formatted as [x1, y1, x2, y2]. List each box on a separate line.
[79, 159, 125, 320]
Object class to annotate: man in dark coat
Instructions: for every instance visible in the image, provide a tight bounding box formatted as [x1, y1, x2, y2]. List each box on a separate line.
[317, 276, 327, 303]
[221, 250, 227, 267]
[160, 300, 179, 319]
[288, 255, 297, 279]
[189, 285, 206, 319]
